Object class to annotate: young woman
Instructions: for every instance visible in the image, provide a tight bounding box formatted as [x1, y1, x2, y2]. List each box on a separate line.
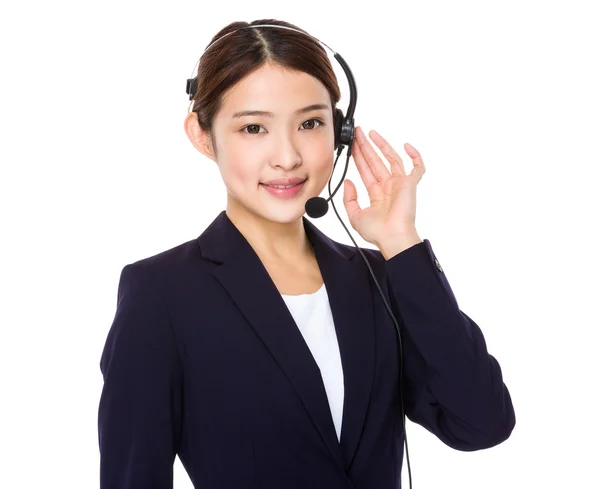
[98, 18, 515, 489]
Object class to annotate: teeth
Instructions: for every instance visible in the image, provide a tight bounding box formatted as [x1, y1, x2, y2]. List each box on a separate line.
[267, 183, 299, 188]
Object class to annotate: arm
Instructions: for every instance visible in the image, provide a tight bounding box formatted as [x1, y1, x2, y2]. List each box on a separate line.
[98, 264, 183, 488]
[382, 239, 515, 451]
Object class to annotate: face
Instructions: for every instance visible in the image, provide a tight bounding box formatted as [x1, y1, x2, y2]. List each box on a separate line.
[186, 62, 336, 225]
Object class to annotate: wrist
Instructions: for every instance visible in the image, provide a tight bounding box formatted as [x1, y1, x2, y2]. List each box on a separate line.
[377, 231, 423, 260]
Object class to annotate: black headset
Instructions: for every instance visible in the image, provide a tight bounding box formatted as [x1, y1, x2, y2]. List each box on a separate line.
[186, 27, 356, 157]
[186, 24, 413, 488]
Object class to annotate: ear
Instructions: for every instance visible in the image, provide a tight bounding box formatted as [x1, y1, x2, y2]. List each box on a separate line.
[184, 112, 217, 162]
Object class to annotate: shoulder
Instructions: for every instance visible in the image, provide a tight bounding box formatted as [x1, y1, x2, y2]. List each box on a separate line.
[126, 238, 199, 276]
[117, 237, 214, 301]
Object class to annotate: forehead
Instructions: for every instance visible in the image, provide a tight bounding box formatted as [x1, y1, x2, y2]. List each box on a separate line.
[219, 63, 331, 115]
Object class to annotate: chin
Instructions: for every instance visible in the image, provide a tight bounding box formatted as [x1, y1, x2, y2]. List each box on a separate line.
[255, 204, 307, 224]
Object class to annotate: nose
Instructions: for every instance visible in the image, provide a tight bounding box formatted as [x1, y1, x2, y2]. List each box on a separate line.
[271, 134, 302, 170]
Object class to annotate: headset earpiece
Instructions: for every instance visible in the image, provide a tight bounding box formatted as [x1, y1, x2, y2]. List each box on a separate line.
[186, 78, 197, 101]
[333, 107, 354, 152]
[333, 108, 343, 150]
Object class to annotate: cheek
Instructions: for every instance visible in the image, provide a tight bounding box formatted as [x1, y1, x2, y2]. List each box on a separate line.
[219, 154, 261, 188]
[222, 164, 256, 188]
[213, 138, 247, 178]
[312, 153, 335, 181]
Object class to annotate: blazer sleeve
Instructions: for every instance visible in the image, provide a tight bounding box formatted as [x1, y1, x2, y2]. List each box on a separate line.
[98, 264, 183, 489]
[381, 239, 516, 451]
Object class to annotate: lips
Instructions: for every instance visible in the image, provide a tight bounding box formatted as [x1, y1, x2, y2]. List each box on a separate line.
[261, 177, 307, 187]
[260, 179, 307, 199]
[262, 181, 304, 188]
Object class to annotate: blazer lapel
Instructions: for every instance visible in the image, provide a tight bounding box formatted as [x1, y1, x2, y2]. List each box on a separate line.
[197, 211, 376, 471]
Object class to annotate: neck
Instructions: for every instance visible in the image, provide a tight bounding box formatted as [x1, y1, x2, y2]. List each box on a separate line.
[226, 200, 313, 263]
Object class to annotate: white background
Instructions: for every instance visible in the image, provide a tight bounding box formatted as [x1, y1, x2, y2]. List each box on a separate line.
[1, 0, 598, 488]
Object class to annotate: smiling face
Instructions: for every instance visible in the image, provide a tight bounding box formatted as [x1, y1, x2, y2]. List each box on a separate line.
[187, 62, 336, 225]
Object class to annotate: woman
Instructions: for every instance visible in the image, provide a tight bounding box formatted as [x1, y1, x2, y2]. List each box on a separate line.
[98, 18, 515, 489]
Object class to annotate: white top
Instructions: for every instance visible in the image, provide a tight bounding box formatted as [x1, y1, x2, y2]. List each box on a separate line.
[281, 283, 345, 441]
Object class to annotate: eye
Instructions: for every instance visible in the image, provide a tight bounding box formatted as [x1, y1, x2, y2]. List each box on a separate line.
[240, 118, 325, 135]
[301, 118, 324, 130]
[241, 124, 266, 135]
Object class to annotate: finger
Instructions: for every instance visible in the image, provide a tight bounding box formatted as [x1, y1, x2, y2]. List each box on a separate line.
[343, 179, 362, 221]
[404, 142, 426, 179]
[355, 126, 390, 182]
[351, 137, 378, 190]
[369, 130, 406, 176]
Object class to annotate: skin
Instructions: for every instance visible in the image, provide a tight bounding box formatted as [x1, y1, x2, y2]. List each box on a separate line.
[184, 61, 336, 264]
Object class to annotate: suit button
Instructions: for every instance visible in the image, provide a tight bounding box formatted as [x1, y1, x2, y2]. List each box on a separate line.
[435, 258, 443, 272]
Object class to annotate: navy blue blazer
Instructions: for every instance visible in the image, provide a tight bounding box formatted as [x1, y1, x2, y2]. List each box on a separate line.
[98, 210, 515, 489]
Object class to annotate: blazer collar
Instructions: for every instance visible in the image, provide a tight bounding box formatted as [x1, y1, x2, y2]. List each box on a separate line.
[197, 210, 376, 472]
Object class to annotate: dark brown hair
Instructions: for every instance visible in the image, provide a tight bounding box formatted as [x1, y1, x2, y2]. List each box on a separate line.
[189, 19, 342, 156]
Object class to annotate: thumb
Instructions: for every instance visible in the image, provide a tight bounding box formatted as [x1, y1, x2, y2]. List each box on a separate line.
[343, 179, 361, 220]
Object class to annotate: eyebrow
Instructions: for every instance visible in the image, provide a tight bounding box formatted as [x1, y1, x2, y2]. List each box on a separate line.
[232, 103, 330, 119]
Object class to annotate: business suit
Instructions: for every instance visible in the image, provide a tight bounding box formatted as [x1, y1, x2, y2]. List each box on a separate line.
[98, 210, 515, 489]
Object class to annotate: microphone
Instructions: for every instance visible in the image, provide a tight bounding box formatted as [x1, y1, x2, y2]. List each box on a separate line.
[305, 145, 351, 218]
[305, 196, 330, 218]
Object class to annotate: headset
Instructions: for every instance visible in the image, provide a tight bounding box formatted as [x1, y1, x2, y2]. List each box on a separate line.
[186, 24, 413, 488]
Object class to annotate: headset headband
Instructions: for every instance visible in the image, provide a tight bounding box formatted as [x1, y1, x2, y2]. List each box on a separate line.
[185, 24, 357, 127]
